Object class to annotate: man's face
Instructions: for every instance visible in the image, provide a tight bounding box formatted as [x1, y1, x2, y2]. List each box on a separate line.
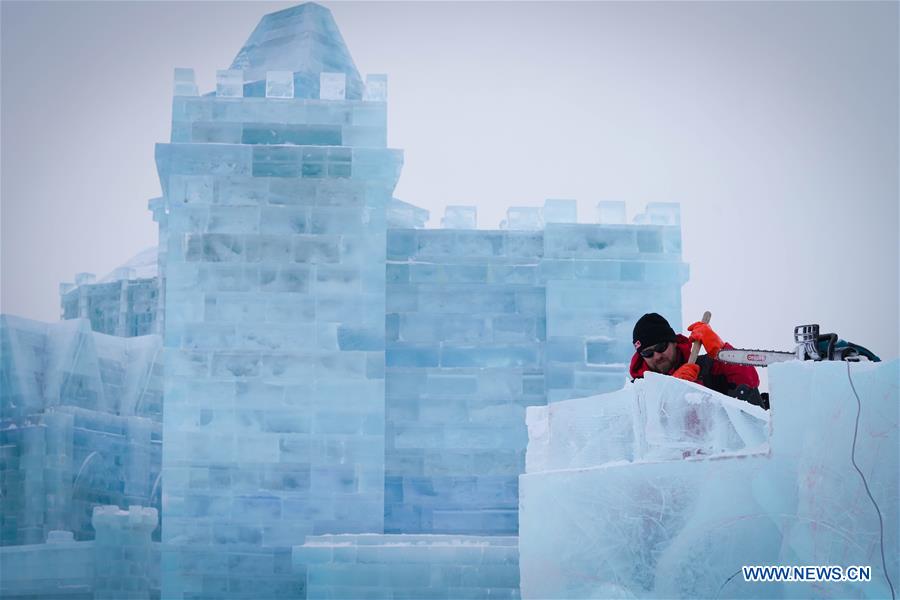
[642, 341, 679, 374]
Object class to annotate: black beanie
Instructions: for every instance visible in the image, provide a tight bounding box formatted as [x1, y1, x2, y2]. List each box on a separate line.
[632, 313, 676, 351]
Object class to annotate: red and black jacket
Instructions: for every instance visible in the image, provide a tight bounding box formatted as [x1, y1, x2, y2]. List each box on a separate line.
[629, 334, 760, 397]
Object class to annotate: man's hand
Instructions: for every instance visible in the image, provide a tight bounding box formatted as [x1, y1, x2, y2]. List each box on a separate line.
[688, 322, 724, 359]
[672, 363, 700, 382]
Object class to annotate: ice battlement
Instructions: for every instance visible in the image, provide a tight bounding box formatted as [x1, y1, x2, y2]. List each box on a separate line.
[167, 76, 394, 150]
[174, 68, 387, 102]
[92, 505, 158, 532]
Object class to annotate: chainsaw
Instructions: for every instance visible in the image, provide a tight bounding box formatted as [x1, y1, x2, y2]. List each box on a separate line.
[718, 324, 881, 367]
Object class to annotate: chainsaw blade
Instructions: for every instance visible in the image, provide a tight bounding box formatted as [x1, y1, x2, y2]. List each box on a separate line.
[717, 349, 795, 367]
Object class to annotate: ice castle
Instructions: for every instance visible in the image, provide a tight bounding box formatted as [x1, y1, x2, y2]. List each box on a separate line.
[2, 4, 896, 599]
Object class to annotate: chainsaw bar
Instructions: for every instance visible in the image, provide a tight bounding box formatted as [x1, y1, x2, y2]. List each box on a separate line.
[717, 349, 795, 367]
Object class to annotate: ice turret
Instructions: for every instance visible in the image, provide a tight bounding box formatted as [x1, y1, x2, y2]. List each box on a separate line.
[230, 3, 364, 99]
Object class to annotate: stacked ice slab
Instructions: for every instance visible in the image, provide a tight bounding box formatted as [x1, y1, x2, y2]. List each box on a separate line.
[155, 3, 401, 598]
[519, 361, 899, 599]
[0, 315, 163, 545]
[294, 534, 519, 599]
[385, 227, 545, 535]
[60, 247, 161, 337]
[388, 198, 430, 229]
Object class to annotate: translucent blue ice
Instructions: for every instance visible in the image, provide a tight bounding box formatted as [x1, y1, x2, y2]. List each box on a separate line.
[442, 205, 477, 229]
[294, 534, 520, 599]
[319, 72, 347, 100]
[216, 69, 244, 98]
[173, 68, 198, 97]
[633, 202, 680, 226]
[266, 70, 295, 98]
[542, 199, 577, 224]
[519, 360, 899, 599]
[597, 200, 627, 224]
[503, 207, 543, 230]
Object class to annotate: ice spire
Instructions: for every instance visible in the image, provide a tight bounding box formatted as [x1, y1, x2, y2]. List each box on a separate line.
[230, 2, 364, 99]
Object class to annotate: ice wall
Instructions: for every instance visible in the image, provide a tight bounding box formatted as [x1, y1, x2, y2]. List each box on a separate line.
[385, 228, 545, 535]
[384, 212, 689, 535]
[543, 212, 687, 402]
[519, 360, 899, 599]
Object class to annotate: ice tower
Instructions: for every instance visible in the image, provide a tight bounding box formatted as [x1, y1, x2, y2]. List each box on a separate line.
[154, 3, 400, 597]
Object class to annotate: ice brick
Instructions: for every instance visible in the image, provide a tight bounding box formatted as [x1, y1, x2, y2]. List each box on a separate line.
[596, 200, 626, 224]
[502, 207, 543, 231]
[173, 67, 198, 97]
[364, 74, 388, 102]
[441, 205, 477, 230]
[542, 199, 577, 224]
[633, 202, 680, 225]
[266, 71, 295, 98]
[320, 72, 347, 100]
[216, 69, 244, 98]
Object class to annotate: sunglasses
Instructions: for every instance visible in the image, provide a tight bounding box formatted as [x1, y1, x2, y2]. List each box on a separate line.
[639, 341, 669, 359]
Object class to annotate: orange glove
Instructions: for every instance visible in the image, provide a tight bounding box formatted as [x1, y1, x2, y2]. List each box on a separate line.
[672, 363, 700, 382]
[688, 322, 724, 359]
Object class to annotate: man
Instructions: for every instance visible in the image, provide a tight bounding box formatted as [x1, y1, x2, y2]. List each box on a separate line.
[629, 313, 765, 407]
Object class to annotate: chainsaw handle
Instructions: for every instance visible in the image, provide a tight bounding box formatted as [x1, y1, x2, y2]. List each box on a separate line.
[688, 311, 711, 365]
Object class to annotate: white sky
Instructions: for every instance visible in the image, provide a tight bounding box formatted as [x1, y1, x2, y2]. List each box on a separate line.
[2, 1, 898, 365]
